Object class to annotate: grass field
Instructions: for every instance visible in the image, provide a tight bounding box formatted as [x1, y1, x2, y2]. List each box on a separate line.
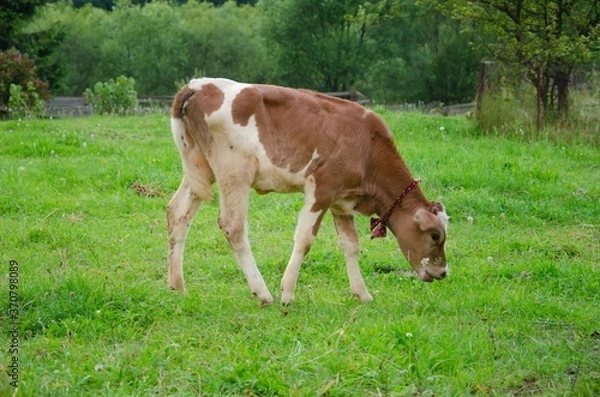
[1, 111, 599, 396]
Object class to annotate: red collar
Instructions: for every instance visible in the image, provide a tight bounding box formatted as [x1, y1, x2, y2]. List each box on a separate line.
[370, 179, 421, 239]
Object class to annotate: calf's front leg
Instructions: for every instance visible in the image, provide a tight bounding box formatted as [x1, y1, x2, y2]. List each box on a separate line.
[332, 213, 373, 303]
[280, 177, 326, 304]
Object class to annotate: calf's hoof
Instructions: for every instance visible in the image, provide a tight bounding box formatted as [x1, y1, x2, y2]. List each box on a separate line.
[168, 278, 186, 292]
[355, 291, 373, 304]
[280, 291, 294, 306]
[254, 290, 274, 305]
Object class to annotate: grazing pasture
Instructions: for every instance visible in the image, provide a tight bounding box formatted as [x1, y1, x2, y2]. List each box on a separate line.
[0, 111, 598, 395]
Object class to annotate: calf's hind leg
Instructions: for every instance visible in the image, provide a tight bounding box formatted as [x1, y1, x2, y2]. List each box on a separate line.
[217, 172, 274, 304]
[167, 179, 204, 291]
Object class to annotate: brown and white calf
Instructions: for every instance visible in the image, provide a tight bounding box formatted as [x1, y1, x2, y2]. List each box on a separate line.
[167, 78, 449, 304]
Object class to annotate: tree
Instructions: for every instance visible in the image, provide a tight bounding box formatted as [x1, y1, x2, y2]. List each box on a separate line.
[260, 0, 480, 102]
[260, 0, 391, 92]
[365, 1, 481, 104]
[30, 1, 266, 95]
[0, 0, 46, 50]
[432, 0, 600, 124]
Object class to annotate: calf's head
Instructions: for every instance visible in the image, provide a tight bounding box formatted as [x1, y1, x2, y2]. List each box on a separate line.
[390, 202, 449, 282]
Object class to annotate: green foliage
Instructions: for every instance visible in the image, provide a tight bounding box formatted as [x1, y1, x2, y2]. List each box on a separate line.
[0, 112, 598, 395]
[365, 1, 482, 104]
[85, 75, 138, 115]
[431, 0, 600, 119]
[24, 0, 482, 103]
[0, 48, 49, 112]
[0, 0, 46, 50]
[8, 82, 46, 119]
[30, 1, 266, 96]
[259, 0, 385, 91]
[174, 1, 268, 87]
[19, 0, 595, 110]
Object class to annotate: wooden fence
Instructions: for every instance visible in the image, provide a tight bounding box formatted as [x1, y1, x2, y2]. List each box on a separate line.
[45, 92, 473, 118]
[374, 101, 474, 116]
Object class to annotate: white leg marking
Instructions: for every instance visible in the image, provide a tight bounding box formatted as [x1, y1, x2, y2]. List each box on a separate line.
[333, 214, 372, 303]
[217, 175, 273, 304]
[280, 177, 325, 304]
[167, 180, 203, 291]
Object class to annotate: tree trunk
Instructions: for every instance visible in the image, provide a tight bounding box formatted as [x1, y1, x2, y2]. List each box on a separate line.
[534, 67, 542, 132]
[555, 68, 570, 122]
[476, 61, 490, 117]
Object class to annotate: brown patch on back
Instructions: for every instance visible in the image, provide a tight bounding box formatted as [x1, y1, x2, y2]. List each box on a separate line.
[197, 83, 225, 116]
[231, 87, 261, 127]
[173, 82, 226, 153]
[232, 86, 315, 173]
[172, 82, 225, 120]
[231, 85, 371, 178]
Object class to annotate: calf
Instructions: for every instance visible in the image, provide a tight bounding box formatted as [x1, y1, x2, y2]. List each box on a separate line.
[167, 78, 449, 304]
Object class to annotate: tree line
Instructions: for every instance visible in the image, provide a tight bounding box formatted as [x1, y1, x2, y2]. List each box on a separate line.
[1, 0, 598, 124]
[3, 0, 483, 105]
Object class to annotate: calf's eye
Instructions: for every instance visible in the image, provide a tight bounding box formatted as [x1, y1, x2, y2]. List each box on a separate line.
[431, 232, 441, 242]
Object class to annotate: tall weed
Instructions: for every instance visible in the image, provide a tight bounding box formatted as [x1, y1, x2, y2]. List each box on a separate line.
[477, 69, 600, 145]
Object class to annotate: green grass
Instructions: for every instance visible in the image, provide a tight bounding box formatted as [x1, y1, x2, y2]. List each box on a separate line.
[0, 111, 599, 396]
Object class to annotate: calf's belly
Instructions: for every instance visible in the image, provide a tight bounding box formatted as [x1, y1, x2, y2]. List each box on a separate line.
[251, 163, 306, 194]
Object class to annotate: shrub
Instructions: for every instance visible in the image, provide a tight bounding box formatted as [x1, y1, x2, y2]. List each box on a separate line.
[8, 81, 45, 119]
[85, 75, 138, 115]
[0, 48, 49, 115]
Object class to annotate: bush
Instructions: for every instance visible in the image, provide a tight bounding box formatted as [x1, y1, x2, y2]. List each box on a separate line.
[0, 49, 49, 115]
[85, 75, 138, 115]
[8, 81, 45, 119]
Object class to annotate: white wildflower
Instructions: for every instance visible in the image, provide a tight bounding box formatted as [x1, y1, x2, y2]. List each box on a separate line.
[467, 216, 473, 224]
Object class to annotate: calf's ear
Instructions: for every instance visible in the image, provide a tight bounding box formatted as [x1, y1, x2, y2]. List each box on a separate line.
[428, 201, 445, 215]
[429, 201, 449, 230]
[413, 208, 434, 231]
